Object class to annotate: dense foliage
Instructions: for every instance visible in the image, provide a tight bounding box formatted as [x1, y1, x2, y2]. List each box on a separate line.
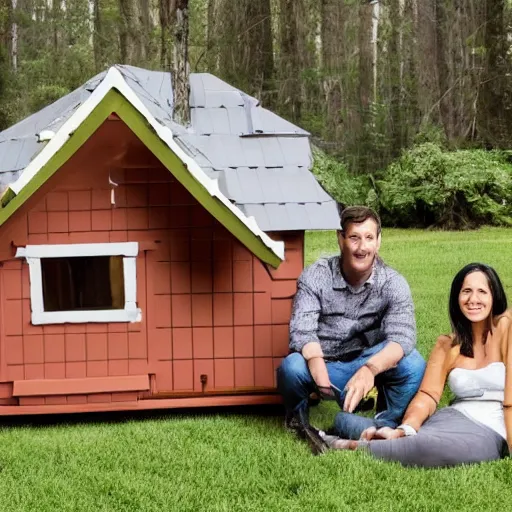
[311, 147, 375, 209]
[377, 144, 512, 229]
[314, 143, 512, 230]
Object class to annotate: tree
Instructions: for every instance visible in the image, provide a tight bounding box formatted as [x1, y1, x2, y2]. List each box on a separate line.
[387, 0, 402, 156]
[278, 0, 308, 122]
[215, 0, 274, 103]
[93, 0, 105, 71]
[435, 0, 454, 140]
[171, 0, 189, 124]
[9, 0, 16, 72]
[415, 0, 438, 127]
[159, 0, 190, 124]
[478, 0, 512, 147]
[0, 0, 10, 129]
[1, 0, 512, 177]
[160, 0, 173, 69]
[204, 0, 217, 71]
[320, 0, 346, 143]
[119, 0, 142, 65]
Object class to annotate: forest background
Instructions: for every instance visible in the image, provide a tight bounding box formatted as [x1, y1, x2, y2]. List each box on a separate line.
[1, 0, 512, 229]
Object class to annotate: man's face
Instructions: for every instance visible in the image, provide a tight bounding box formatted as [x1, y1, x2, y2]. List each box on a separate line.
[337, 218, 381, 275]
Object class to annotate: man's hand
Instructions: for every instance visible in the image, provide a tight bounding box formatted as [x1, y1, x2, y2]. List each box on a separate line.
[315, 386, 335, 400]
[360, 426, 405, 441]
[343, 365, 375, 413]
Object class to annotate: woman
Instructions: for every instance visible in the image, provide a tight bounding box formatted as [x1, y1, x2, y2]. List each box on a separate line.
[308, 262, 512, 468]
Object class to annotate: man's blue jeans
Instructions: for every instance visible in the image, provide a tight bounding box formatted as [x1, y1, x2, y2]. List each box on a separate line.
[277, 341, 426, 439]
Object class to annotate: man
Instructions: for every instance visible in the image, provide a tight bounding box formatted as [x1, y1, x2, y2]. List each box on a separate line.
[277, 206, 426, 441]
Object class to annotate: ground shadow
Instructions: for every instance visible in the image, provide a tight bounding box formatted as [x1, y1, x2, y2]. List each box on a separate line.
[0, 403, 287, 430]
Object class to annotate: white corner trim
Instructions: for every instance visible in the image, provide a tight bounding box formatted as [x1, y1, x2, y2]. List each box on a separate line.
[18, 242, 141, 325]
[123, 257, 137, 303]
[26, 257, 44, 315]
[16, 242, 138, 259]
[8, 67, 284, 262]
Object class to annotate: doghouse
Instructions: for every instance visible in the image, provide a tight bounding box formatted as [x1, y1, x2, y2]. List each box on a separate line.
[0, 65, 338, 414]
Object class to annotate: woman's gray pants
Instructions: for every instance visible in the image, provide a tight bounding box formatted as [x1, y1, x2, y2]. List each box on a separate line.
[364, 408, 508, 468]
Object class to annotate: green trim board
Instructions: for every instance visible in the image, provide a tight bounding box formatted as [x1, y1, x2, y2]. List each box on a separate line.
[0, 89, 282, 267]
[0, 91, 123, 213]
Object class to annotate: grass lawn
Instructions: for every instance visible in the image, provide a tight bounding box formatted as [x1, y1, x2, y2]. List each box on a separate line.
[2, 228, 512, 511]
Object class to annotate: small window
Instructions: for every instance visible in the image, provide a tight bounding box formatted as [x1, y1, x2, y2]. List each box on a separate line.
[41, 256, 125, 312]
[16, 242, 141, 325]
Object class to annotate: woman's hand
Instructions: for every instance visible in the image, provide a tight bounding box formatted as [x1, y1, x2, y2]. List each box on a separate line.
[360, 426, 406, 441]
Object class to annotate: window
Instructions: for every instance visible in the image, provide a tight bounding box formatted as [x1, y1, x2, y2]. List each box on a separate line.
[16, 242, 141, 325]
[41, 256, 125, 312]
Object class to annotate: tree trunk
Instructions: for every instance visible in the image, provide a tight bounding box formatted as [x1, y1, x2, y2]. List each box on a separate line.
[139, 0, 150, 62]
[371, 1, 380, 105]
[93, 0, 104, 71]
[388, 0, 403, 156]
[0, 0, 9, 129]
[435, 0, 454, 140]
[416, 0, 439, 126]
[320, 0, 345, 141]
[431, 0, 481, 143]
[245, 0, 273, 104]
[205, 0, 217, 71]
[478, 0, 511, 147]
[160, 0, 172, 69]
[359, 1, 373, 125]
[278, 0, 307, 122]
[171, 0, 189, 124]
[466, 0, 486, 141]
[119, 0, 141, 65]
[216, 0, 274, 104]
[10, 0, 17, 72]
[402, 0, 419, 142]
[51, 0, 64, 65]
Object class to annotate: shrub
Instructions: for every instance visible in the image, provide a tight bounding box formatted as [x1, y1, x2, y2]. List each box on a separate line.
[378, 143, 512, 229]
[311, 147, 377, 209]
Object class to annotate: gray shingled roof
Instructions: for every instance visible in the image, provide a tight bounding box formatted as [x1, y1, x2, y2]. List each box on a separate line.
[0, 65, 338, 231]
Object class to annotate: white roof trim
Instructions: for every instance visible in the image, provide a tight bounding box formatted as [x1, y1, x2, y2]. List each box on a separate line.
[8, 67, 284, 261]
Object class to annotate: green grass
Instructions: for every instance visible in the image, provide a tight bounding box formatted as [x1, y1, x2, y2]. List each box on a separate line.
[2, 228, 512, 511]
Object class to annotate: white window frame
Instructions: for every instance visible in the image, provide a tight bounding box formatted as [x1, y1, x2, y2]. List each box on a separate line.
[15, 242, 141, 325]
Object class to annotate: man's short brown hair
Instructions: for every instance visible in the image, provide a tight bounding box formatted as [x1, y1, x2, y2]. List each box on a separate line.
[338, 205, 381, 235]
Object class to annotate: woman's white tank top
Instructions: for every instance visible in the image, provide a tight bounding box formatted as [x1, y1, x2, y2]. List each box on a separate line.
[447, 362, 506, 439]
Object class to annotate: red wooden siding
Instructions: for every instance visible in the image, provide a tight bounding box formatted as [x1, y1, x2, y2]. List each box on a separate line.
[0, 119, 303, 409]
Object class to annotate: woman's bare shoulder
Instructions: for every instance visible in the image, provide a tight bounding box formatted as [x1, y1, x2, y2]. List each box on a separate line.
[435, 333, 455, 347]
[494, 309, 512, 330]
[431, 334, 459, 360]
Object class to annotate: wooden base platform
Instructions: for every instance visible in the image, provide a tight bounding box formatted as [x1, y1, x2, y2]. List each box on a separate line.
[0, 394, 283, 416]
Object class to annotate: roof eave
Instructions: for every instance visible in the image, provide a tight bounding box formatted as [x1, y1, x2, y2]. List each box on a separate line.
[0, 67, 284, 267]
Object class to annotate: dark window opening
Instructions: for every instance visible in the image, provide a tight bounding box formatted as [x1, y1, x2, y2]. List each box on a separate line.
[41, 256, 125, 312]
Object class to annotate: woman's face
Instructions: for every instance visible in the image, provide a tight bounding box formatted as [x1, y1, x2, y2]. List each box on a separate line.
[458, 271, 493, 324]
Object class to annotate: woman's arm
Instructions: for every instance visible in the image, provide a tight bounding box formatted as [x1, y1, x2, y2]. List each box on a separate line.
[399, 335, 454, 432]
[500, 315, 512, 451]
